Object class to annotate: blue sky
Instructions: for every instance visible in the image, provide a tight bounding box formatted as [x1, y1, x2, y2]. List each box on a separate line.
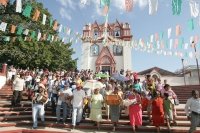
[37, 0, 200, 73]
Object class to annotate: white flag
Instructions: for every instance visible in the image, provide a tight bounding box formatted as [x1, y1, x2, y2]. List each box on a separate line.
[190, 36, 194, 43]
[62, 38, 65, 42]
[80, 0, 90, 5]
[168, 28, 171, 38]
[42, 14, 47, 25]
[58, 24, 62, 32]
[24, 37, 27, 41]
[16, 0, 22, 13]
[170, 39, 173, 49]
[37, 32, 41, 41]
[51, 35, 54, 41]
[189, 52, 193, 58]
[184, 43, 188, 49]
[164, 51, 166, 55]
[150, 35, 154, 42]
[189, 0, 199, 17]
[198, 14, 200, 26]
[0, 22, 7, 32]
[149, 0, 158, 15]
[157, 41, 160, 49]
[23, 29, 29, 35]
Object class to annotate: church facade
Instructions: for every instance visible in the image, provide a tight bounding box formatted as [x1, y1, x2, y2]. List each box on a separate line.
[81, 20, 133, 74]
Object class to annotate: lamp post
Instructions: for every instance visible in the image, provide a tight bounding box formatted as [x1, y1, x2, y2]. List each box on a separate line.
[194, 44, 200, 85]
[181, 58, 186, 85]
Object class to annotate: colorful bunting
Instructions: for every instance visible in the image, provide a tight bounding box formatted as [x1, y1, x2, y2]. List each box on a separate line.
[0, 0, 8, 7]
[168, 28, 171, 38]
[10, 25, 16, 33]
[16, 0, 22, 13]
[16, 27, 23, 35]
[125, 0, 134, 12]
[53, 21, 58, 30]
[22, 4, 32, 18]
[189, 0, 199, 18]
[172, 0, 182, 16]
[42, 14, 47, 25]
[176, 25, 181, 35]
[160, 31, 164, 40]
[23, 29, 29, 35]
[149, 0, 158, 15]
[188, 19, 194, 31]
[0, 22, 7, 32]
[32, 10, 40, 21]
[50, 18, 53, 27]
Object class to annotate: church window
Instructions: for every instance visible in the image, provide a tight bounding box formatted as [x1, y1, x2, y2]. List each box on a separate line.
[115, 29, 120, 37]
[90, 44, 99, 56]
[113, 45, 123, 56]
[94, 29, 98, 38]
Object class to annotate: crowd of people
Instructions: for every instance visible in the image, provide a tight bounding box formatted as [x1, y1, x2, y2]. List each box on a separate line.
[8, 66, 200, 133]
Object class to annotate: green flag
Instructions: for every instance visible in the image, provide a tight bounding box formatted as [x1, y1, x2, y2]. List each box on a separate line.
[147, 36, 150, 43]
[188, 19, 194, 31]
[172, 0, 182, 16]
[16, 27, 23, 35]
[165, 40, 168, 48]
[50, 18, 53, 27]
[184, 52, 188, 57]
[100, 0, 110, 8]
[22, 4, 32, 18]
[160, 31, 164, 40]
[154, 42, 157, 48]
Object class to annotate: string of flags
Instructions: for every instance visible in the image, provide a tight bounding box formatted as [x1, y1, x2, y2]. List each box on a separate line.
[0, 0, 82, 43]
[79, 0, 199, 17]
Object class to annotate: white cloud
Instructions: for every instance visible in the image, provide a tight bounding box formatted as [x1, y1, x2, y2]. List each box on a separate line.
[56, 0, 76, 10]
[59, 8, 71, 20]
[91, 0, 103, 16]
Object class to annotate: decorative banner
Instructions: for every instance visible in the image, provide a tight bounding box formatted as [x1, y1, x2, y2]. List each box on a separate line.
[50, 18, 53, 27]
[11, 25, 16, 33]
[160, 31, 164, 40]
[149, 0, 158, 15]
[172, 0, 182, 16]
[103, 6, 108, 15]
[37, 32, 41, 41]
[155, 33, 159, 41]
[16, 0, 22, 13]
[188, 19, 194, 31]
[176, 24, 181, 35]
[42, 14, 47, 25]
[0, 0, 8, 7]
[189, 0, 199, 18]
[168, 28, 171, 38]
[53, 21, 58, 30]
[80, 0, 90, 5]
[23, 29, 29, 35]
[32, 9, 40, 21]
[22, 4, 32, 18]
[125, 0, 134, 12]
[0, 22, 7, 32]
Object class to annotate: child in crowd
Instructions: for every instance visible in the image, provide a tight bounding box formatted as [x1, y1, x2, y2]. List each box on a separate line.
[163, 93, 173, 132]
[146, 92, 152, 122]
[141, 91, 148, 113]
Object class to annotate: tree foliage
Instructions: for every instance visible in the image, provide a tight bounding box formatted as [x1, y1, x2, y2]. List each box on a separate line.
[0, 0, 77, 71]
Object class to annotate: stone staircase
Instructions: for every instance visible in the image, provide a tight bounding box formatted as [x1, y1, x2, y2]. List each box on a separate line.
[0, 85, 200, 133]
[172, 85, 200, 104]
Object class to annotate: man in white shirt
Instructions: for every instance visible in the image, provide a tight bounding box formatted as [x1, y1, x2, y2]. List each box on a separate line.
[56, 83, 72, 124]
[71, 84, 86, 129]
[47, 75, 56, 105]
[185, 90, 200, 133]
[11, 74, 25, 107]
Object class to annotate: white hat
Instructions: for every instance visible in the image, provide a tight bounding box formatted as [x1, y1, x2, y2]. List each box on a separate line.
[36, 79, 40, 82]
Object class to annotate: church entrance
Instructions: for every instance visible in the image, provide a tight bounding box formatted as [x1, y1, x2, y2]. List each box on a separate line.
[101, 66, 110, 75]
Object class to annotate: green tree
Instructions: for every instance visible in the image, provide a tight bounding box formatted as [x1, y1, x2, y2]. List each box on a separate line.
[0, 0, 77, 71]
